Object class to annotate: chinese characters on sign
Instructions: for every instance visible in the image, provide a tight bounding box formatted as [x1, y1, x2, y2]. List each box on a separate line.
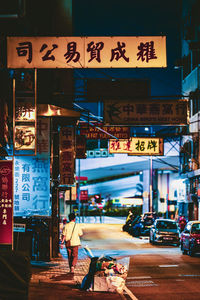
[0, 161, 13, 245]
[14, 156, 50, 216]
[13, 117, 50, 216]
[80, 190, 88, 202]
[37, 118, 50, 157]
[7, 36, 167, 68]
[59, 127, 75, 185]
[104, 99, 188, 125]
[14, 69, 37, 153]
[80, 124, 130, 139]
[15, 100, 35, 121]
[15, 126, 35, 150]
[109, 137, 163, 155]
[76, 135, 86, 159]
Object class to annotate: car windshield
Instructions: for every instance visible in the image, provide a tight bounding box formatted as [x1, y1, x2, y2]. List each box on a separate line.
[156, 221, 177, 230]
[191, 223, 200, 234]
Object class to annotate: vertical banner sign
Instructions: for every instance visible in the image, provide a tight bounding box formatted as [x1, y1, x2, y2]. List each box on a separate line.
[13, 119, 50, 216]
[37, 117, 50, 157]
[0, 160, 13, 245]
[59, 127, 75, 185]
[14, 156, 50, 216]
[13, 69, 37, 154]
[76, 135, 86, 159]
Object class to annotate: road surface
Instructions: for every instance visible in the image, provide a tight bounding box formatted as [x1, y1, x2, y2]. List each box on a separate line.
[81, 222, 200, 300]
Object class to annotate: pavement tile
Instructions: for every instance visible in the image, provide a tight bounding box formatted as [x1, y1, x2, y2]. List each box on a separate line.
[29, 248, 123, 300]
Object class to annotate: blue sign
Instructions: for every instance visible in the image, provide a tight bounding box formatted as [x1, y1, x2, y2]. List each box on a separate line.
[14, 156, 50, 216]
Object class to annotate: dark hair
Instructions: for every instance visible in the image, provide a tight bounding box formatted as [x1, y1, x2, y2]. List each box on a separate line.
[68, 212, 76, 221]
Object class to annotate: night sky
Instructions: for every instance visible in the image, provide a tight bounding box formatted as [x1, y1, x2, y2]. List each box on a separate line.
[73, 0, 182, 98]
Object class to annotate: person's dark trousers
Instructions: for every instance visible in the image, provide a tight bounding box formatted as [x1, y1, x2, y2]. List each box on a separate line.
[66, 245, 79, 269]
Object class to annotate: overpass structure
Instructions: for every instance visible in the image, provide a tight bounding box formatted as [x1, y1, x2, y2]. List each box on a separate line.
[77, 141, 181, 204]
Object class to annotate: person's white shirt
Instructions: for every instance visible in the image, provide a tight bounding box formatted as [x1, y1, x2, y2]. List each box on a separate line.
[63, 221, 83, 246]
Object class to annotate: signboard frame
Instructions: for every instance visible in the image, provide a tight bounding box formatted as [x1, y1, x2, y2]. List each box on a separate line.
[7, 36, 167, 69]
[0, 160, 13, 246]
[104, 99, 189, 125]
[109, 137, 164, 156]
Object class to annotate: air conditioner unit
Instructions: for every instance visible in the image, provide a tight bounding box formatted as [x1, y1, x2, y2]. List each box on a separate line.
[101, 150, 108, 157]
[87, 150, 94, 158]
[95, 150, 101, 157]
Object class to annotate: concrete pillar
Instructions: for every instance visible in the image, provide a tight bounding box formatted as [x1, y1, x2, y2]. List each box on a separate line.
[143, 169, 150, 213]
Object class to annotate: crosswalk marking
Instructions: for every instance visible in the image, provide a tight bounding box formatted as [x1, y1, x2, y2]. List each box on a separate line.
[126, 280, 158, 287]
[159, 264, 178, 267]
[127, 276, 152, 279]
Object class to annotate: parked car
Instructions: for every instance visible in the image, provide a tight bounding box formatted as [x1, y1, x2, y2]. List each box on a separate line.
[123, 212, 157, 237]
[149, 219, 180, 246]
[128, 214, 155, 237]
[180, 221, 200, 256]
[123, 215, 140, 234]
[140, 212, 157, 235]
[128, 216, 143, 236]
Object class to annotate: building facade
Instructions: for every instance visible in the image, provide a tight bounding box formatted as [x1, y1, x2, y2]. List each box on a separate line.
[180, 0, 200, 220]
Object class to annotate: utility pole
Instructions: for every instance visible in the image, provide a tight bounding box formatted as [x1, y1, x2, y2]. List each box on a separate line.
[149, 156, 153, 212]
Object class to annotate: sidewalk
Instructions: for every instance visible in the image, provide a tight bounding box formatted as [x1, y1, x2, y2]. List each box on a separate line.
[28, 247, 125, 300]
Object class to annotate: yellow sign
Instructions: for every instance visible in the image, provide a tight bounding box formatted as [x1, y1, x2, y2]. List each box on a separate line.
[104, 99, 188, 125]
[14, 126, 35, 150]
[109, 137, 163, 155]
[15, 101, 35, 121]
[7, 36, 166, 68]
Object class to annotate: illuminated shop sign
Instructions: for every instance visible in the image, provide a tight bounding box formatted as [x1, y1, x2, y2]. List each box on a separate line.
[14, 156, 50, 216]
[80, 124, 130, 139]
[13, 69, 37, 154]
[0, 160, 13, 245]
[37, 118, 50, 157]
[104, 99, 188, 125]
[59, 127, 75, 185]
[7, 36, 166, 68]
[15, 100, 35, 121]
[109, 137, 163, 155]
[14, 125, 35, 150]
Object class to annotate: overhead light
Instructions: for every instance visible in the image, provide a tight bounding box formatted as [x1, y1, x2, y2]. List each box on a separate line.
[144, 127, 149, 131]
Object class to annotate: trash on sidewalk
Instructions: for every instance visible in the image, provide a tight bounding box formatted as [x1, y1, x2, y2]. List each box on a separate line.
[81, 246, 129, 294]
[83, 245, 94, 258]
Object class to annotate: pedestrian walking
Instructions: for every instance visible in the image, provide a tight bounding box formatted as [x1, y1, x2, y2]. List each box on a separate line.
[60, 217, 67, 243]
[61, 212, 83, 273]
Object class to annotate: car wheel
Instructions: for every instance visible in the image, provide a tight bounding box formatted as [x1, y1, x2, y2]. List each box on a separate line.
[181, 242, 187, 255]
[189, 244, 195, 257]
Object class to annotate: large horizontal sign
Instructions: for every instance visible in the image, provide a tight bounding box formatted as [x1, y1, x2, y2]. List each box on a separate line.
[104, 99, 188, 125]
[109, 137, 163, 155]
[80, 124, 130, 139]
[7, 36, 166, 68]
